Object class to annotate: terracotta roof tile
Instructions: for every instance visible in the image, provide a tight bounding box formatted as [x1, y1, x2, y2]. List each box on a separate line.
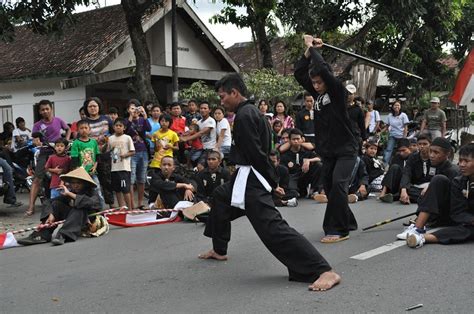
[0, 5, 129, 81]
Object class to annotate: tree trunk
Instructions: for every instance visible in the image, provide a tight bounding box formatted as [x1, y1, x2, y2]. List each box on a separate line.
[254, 14, 273, 69]
[121, 0, 159, 103]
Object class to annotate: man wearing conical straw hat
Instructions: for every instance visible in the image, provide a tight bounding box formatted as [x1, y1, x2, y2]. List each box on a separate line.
[18, 167, 101, 246]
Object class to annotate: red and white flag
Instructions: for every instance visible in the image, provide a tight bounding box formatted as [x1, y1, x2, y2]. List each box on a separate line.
[0, 232, 20, 250]
[451, 49, 474, 111]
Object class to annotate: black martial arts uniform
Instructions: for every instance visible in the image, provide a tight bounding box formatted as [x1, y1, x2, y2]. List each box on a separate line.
[195, 166, 231, 204]
[204, 100, 331, 283]
[280, 148, 322, 196]
[295, 108, 315, 143]
[347, 103, 367, 154]
[149, 169, 196, 209]
[431, 175, 474, 243]
[294, 47, 358, 237]
[35, 191, 101, 242]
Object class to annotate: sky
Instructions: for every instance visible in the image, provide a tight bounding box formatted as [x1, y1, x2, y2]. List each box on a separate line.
[75, 0, 252, 48]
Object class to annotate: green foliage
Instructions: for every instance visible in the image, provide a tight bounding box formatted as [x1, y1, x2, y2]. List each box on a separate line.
[179, 70, 304, 107]
[243, 68, 303, 103]
[0, 0, 97, 42]
[179, 81, 220, 106]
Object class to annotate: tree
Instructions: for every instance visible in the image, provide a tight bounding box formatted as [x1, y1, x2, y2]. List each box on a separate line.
[0, 0, 162, 103]
[210, 0, 278, 68]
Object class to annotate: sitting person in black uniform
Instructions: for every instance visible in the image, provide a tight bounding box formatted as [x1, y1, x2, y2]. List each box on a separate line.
[269, 150, 299, 207]
[18, 167, 101, 246]
[399, 143, 472, 248]
[280, 128, 322, 198]
[379, 138, 413, 203]
[195, 150, 231, 205]
[148, 156, 196, 210]
[361, 140, 385, 194]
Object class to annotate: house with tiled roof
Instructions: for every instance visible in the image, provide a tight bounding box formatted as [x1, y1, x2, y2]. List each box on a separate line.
[0, 0, 238, 127]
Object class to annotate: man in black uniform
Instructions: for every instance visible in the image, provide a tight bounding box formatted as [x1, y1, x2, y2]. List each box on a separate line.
[295, 92, 316, 143]
[194, 150, 231, 204]
[294, 35, 358, 243]
[269, 150, 299, 207]
[199, 73, 341, 291]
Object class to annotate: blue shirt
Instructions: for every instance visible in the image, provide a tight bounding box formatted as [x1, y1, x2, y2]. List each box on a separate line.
[147, 117, 161, 150]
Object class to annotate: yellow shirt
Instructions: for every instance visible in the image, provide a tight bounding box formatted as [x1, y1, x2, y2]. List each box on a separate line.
[150, 129, 179, 168]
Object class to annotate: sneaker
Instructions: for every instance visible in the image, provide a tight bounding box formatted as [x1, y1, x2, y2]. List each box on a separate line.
[286, 198, 298, 207]
[396, 224, 426, 240]
[407, 232, 425, 248]
[17, 233, 48, 246]
[313, 194, 328, 203]
[52, 234, 65, 246]
[348, 194, 358, 203]
[379, 193, 394, 203]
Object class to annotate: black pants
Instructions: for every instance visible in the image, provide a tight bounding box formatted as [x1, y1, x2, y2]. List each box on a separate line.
[381, 164, 402, 194]
[204, 171, 331, 283]
[149, 188, 184, 209]
[289, 162, 323, 196]
[36, 198, 94, 242]
[97, 153, 114, 205]
[417, 175, 452, 226]
[321, 156, 358, 236]
[432, 225, 474, 244]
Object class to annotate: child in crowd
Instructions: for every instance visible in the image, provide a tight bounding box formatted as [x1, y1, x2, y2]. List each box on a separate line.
[108, 107, 119, 122]
[272, 120, 283, 148]
[45, 138, 71, 199]
[184, 99, 202, 126]
[361, 141, 385, 194]
[150, 114, 179, 169]
[70, 119, 104, 208]
[108, 118, 135, 209]
[183, 123, 203, 168]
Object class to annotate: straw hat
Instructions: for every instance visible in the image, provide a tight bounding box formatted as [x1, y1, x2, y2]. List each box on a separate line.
[60, 167, 97, 187]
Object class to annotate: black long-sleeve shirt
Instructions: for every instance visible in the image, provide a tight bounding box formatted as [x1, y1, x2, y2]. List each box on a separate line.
[450, 175, 474, 224]
[150, 170, 194, 194]
[294, 47, 357, 157]
[195, 166, 231, 203]
[295, 108, 315, 136]
[348, 104, 367, 141]
[361, 155, 384, 183]
[230, 100, 278, 188]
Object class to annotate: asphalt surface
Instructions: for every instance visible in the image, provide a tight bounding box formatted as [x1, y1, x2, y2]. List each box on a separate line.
[2, 197, 473, 312]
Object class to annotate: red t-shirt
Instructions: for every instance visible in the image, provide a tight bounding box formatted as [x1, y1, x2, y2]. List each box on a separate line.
[44, 154, 72, 188]
[170, 116, 186, 135]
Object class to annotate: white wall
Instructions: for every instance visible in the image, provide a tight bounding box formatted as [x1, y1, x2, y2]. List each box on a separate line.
[0, 78, 86, 128]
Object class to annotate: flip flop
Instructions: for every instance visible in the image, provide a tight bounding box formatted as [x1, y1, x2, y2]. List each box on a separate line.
[320, 235, 350, 243]
[24, 210, 35, 217]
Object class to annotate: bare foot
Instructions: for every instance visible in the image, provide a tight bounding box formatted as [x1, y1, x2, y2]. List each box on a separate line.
[198, 249, 228, 261]
[308, 271, 341, 291]
[24, 208, 35, 217]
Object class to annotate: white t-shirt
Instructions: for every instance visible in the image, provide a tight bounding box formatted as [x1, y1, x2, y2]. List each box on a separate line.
[368, 110, 381, 133]
[197, 116, 217, 150]
[216, 118, 232, 147]
[11, 128, 32, 152]
[386, 112, 409, 138]
[108, 134, 135, 172]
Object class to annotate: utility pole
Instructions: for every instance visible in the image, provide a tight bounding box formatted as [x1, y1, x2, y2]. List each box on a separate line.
[171, 0, 179, 102]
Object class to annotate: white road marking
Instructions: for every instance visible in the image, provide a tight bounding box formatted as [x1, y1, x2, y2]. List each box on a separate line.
[351, 228, 440, 260]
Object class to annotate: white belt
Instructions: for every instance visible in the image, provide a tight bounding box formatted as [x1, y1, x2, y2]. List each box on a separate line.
[231, 165, 272, 209]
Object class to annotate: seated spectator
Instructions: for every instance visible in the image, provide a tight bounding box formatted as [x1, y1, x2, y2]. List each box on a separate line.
[381, 136, 458, 204]
[0, 156, 22, 207]
[183, 123, 203, 168]
[398, 143, 474, 248]
[277, 128, 314, 153]
[280, 128, 322, 198]
[194, 151, 230, 205]
[11, 117, 31, 152]
[361, 141, 385, 193]
[45, 138, 71, 199]
[347, 157, 369, 203]
[0, 122, 14, 147]
[272, 120, 283, 148]
[148, 156, 196, 210]
[17, 167, 101, 246]
[409, 137, 419, 154]
[150, 114, 179, 169]
[269, 150, 298, 207]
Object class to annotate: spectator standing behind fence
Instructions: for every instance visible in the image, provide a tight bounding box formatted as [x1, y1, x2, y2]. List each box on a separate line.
[214, 106, 232, 160]
[271, 100, 294, 129]
[125, 99, 151, 209]
[383, 101, 409, 164]
[83, 97, 115, 209]
[420, 97, 446, 140]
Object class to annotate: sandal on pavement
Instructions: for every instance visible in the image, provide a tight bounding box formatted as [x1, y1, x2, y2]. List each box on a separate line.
[320, 235, 350, 243]
[24, 209, 35, 217]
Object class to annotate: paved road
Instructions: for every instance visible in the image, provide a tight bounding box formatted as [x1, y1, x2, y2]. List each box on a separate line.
[2, 197, 473, 312]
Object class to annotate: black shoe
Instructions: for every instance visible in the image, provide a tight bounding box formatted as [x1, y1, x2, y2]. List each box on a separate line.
[51, 234, 65, 246]
[17, 233, 48, 246]
[379, 193, 394, 203]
